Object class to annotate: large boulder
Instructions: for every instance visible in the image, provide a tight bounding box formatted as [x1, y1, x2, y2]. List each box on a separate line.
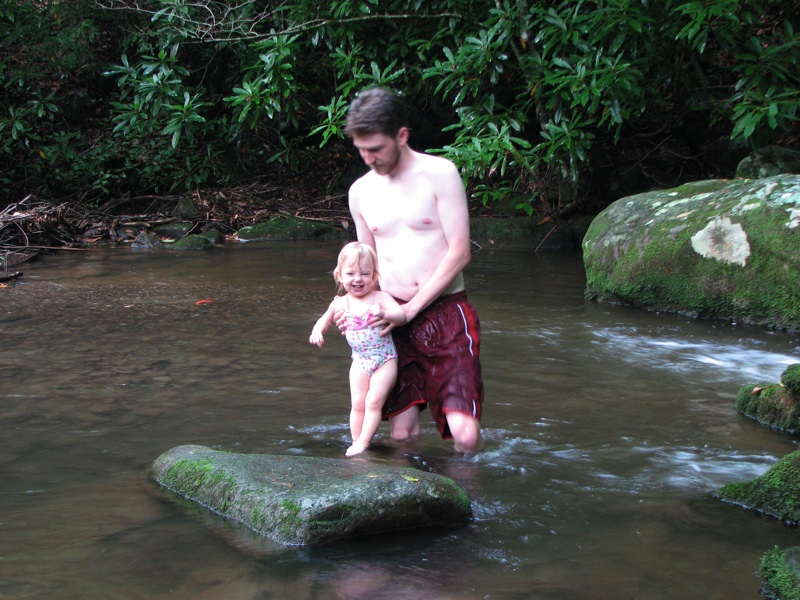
[583, 175, 800, 331]
[152, 445, 472, 546]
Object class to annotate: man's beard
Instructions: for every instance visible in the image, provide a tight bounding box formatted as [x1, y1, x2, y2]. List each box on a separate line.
[369, 142, 401, 175]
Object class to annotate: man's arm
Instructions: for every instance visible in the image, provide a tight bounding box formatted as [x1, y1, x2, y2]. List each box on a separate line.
[349, 179, 375, 251]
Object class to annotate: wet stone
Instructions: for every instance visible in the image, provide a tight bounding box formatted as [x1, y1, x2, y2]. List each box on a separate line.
[152, 444, 473, 546]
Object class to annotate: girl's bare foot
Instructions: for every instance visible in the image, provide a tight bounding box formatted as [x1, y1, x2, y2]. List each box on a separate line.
[345, 441, 369, 457]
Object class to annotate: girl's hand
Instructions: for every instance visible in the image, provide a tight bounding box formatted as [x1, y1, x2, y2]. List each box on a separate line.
[309, 328, 325, 347]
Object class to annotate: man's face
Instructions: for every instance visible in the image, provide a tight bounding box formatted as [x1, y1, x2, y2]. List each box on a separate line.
[351, 130, 404, 176]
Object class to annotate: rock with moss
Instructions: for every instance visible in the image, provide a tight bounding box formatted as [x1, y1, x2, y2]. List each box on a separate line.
[200, 229, 223, 245]
[152, 444, 472, 546]
[152, 222, 195, 240]
[174, 197, 200, 221]
[714, 450, 800, 525]
[735, 364, 800, 434]
[736, 146, 800, 180]
[761, 546, 800, 600]
[237, 215, 339, 241]
[167, 234, 215, 250]
[583, 175, 800, 331]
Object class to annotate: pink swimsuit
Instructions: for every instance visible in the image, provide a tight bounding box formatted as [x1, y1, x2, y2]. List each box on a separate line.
[344, 293, 397, 376]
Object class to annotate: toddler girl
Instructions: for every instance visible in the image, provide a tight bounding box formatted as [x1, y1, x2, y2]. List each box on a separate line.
[310, 242, 404, 456]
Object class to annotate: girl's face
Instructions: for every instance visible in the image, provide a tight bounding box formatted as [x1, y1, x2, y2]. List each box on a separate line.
[339, 257, 376, 298]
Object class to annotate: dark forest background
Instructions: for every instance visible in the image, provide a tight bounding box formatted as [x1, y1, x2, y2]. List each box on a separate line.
[1, 0, 798, 253]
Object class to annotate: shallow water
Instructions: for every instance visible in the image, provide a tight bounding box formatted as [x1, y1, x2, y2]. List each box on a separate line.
[2, 240, 799, 599]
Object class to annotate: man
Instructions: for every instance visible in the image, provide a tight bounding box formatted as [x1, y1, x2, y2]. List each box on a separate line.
[342, 86, 483, 452]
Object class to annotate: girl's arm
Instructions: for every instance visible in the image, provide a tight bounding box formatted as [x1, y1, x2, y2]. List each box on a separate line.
[310, 298, 340, 347]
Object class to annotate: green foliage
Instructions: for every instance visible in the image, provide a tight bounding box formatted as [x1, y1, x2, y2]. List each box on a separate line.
[1, 0, 798, 212]
[103, 46, 224, 192]
[0, 0, 103, 198]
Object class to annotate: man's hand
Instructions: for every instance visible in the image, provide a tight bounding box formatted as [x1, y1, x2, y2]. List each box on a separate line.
[334, 307, 347, 335]
[370, 304, 409, 336]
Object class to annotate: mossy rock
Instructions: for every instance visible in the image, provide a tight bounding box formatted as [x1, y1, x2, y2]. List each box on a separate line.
[152, 445, 472, 546]
[736, 146, 800, 180]
[734, 364, 800, 434]
[583, 175, 800, 331]
[782, 364, 800, 399]
[174, 197, 200, 221]
[761, 546, 800, 600]
[714, 450, 800, 524]
[152, 222, 195, 239]
[237, 215, 339, 241]
[168, 234, 215, 250]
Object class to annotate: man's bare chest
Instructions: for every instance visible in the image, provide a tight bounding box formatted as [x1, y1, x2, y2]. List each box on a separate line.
[360, 180, 440, 236]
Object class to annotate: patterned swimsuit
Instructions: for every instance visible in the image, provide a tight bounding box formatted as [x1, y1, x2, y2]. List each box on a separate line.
[344, 292, 397, 376]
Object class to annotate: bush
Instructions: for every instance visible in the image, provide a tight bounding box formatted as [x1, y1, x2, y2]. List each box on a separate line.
[2, 0, 798, 215]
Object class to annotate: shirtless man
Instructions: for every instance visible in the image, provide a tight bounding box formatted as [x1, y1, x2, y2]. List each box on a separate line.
[342, 86, 483, 452]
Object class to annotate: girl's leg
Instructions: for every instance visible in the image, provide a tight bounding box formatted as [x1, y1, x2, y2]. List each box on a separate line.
[347, 359, 397, 457]
[348, 361, 369, 442]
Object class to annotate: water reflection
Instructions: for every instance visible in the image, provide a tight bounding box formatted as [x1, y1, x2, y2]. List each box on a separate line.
[1, 241, 799, 599]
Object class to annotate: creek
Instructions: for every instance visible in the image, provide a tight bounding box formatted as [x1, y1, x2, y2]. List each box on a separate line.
[2, 240, 799, 599]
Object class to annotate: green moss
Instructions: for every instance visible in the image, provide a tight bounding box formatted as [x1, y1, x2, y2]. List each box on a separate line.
[163, 458, 215, 494]
[251, 506, 268, 529]
[716, 451, 800, 524]
[237, 215, 339, 241]
[276, 499, 304, 542]
[782, 364, 800, 400]
[584, 177, 800, 330]
[168, 234, 215, 250]
[161, 457, 237, 510]
[734, 383, 800, 434]
[761, 546, 800, 600]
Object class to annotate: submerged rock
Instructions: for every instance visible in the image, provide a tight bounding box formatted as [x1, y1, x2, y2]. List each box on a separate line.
[734, 364, 800, 434]
[582, 175, 800, 331]
[152, 445, 472, 546]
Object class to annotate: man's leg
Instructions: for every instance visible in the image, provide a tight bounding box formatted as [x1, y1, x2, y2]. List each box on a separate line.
[446, 411, 481, 453]
[389, 404, 421, 441]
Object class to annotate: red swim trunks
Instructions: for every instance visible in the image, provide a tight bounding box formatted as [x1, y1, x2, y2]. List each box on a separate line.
[383, 291, 483, 439]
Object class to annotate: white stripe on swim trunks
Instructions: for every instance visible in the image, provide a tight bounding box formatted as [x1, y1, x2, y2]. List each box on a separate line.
[456, 303, 474, 356]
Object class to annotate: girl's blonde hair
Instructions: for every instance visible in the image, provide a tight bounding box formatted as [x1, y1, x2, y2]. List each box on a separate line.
[333, 242, 379, 294]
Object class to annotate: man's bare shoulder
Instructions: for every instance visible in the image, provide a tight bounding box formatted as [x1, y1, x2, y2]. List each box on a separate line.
[412, 150, 459, 174]
[349, 169, 378, 196]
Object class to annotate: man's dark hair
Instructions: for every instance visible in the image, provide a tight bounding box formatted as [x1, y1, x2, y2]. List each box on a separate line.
[344, 86, 408, 138]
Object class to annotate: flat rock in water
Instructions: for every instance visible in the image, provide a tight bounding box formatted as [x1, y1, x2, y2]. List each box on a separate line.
[152, 444, 472, 546]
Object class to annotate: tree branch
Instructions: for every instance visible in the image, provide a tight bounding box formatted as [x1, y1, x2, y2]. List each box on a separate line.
[95, 0, 466, 43]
